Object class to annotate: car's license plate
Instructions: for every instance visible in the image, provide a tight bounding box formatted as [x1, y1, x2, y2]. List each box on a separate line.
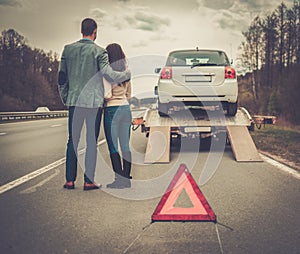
[185, 75, 211, 82]
[184, 127, 211, 133]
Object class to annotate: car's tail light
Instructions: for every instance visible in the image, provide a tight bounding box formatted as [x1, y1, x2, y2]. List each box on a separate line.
[225, 66, 236, 79]
[160, 67, 172, 79]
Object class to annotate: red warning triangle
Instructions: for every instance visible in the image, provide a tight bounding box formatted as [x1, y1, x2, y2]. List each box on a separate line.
[151, 164, 216, 222]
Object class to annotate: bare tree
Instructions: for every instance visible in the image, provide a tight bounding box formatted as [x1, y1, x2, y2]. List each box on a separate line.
[276, 2, 287, 71]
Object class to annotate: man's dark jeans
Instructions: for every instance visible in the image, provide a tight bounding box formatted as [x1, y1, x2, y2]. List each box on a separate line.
[66, 106, 102, 183]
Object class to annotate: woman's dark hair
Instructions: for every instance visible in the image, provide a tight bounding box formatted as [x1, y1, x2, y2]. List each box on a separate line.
[81, 18, 97, 36]
[106, 43, 127, 72]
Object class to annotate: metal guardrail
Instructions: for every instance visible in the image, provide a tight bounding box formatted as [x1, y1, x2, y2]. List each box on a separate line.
[0, 110, 68, 122]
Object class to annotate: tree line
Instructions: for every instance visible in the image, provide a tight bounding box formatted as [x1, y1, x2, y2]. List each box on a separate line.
[1, 3, 300, 125]
[238, 0, 300, 125]
[0, 29, 64, 112]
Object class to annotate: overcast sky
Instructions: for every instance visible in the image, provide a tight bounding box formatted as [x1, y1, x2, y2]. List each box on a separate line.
[0, 0, 294, 61]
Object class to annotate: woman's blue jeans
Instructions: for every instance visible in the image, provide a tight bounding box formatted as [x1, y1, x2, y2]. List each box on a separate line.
[104, 105, 132, 155]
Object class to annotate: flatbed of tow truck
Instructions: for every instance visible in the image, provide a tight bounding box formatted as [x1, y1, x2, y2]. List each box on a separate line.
[136, 107, 253, 137]
[131, 106, 262, 163]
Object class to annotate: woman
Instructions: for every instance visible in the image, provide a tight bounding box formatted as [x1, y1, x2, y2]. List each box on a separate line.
[104, 43, 132, 188]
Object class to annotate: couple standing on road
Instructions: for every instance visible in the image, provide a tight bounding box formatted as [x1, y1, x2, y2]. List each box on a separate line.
[58, 18, 132, 190]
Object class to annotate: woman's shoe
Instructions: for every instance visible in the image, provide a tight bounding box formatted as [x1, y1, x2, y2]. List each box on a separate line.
[106, 174, 131, 189]
[121, 177, 131, 188]
[107, 174, 123, 189]
[107, 153, 123, 189]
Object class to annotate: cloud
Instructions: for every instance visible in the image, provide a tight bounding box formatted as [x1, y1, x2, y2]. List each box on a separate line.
[150, 33, 177, 43]
[214, 10, 249, 33]
[124, 10, 170, 31]
[196, 0, 283, 34]
[111, 19, 124, 30]
[197, 0, 235, 10]
[0, 0, 21, 7]
[211, 0, 294, 33]
[131, 40, 148, 48]
[198, 0, 294, 14]
[103, 4, 171, 32]
[89, 8, 107, 21]
[239, 0, 285, 10]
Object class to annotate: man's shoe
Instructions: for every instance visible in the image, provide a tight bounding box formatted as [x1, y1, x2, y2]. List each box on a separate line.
[83, 182, 100, 191]
[63, 181, 75, 189]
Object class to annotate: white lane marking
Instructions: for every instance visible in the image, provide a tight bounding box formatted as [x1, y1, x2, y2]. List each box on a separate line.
[0, 139, 107, 195]
[0, 132, 7, 136]
[0, 158, 66, 195]
[20, 168, 60, 194]
[123, 223, 152, 254]
[0, 118, 67, 126]
[215, 224, 224, 254]
[260, 153, 300, 180]
[50, 124, 63, 128]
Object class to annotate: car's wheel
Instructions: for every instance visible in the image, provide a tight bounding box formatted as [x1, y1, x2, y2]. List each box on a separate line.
[227, 101, 238, 116]
[158, 100, 169, 117]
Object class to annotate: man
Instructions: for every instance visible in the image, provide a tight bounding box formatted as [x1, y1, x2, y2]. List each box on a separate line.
[58, 18, 130, 191]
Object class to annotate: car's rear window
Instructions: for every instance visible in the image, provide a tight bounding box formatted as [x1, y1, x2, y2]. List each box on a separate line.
[166, 50, 230, 67]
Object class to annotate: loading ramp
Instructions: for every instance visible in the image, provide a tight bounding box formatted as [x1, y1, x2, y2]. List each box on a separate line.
[144, 126, 171, 163]
[227, 126, 262, 162]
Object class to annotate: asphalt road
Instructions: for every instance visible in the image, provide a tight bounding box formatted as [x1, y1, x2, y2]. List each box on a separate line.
[0, 118, 68, 185]
[0, 118, 299, 254]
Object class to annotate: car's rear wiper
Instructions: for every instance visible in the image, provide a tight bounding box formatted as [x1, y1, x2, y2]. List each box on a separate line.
[191, 63, 218, 68]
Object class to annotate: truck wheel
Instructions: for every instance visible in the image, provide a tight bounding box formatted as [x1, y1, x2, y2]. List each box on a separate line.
[158, 101, 169, 117]
[227, 101, 238, 116]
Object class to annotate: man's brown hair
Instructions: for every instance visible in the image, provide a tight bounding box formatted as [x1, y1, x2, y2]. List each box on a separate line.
[81, 18, 97, 36]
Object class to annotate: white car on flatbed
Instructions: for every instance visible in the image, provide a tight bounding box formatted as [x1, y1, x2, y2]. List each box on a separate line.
[156, 48, 238, 116]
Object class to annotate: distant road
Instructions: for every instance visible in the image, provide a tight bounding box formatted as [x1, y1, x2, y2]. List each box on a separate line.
[0, 118, 69, 185]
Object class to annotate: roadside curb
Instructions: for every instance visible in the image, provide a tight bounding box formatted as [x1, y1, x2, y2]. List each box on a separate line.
[259, 151, 300, 180]
[259, 150, 300, 172]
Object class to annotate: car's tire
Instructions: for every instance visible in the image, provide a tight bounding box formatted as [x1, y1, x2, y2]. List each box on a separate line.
[158, 100, 169, 117]
[227, 101, 238, 116]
